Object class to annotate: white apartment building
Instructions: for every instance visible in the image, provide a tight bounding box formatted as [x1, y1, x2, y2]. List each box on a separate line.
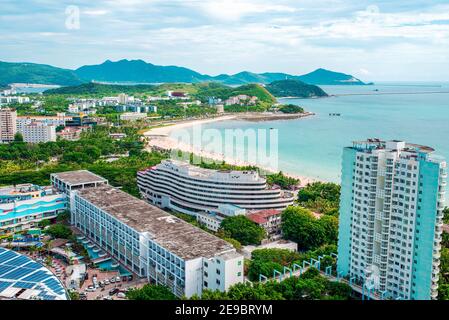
[0, 108, 17, 143]
[196, 204, 247, 232]
[120, 112, 147, 122]
[51, 171, 243, 298]
[337, 139, 447, 300]
[19, 123, 56, 143]
[137, 160, 295, 216]
[0, 96, 30, 105]
[17, 113, 69, 130]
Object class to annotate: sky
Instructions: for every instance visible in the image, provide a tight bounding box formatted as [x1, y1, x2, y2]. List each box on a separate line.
[1, 0, 449, 81]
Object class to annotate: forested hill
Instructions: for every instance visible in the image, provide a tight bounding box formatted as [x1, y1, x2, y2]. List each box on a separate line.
[265, 80, 328, 98]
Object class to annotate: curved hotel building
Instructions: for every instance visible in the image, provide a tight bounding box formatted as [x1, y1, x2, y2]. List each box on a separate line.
[137, 160, 295, 216]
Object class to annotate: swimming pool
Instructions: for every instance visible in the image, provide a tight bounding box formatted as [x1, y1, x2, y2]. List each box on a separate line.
[81, 241, 132, 277]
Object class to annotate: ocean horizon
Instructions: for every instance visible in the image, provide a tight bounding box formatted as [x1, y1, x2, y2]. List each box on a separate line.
[180, 82, 449, 202]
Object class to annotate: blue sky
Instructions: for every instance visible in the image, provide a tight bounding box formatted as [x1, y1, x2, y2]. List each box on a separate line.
[1, 0, 449, 81]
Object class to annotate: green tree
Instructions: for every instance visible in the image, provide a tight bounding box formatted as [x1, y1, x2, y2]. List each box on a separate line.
[298, 182, 341, 216]
[281, 206, 326, 250]
[126, 284, 177, 300]
[220, 215, 266, 245]
[45, 224, 72, 239]
[14, 132, 24, 142]
[38, 219, 51, 228]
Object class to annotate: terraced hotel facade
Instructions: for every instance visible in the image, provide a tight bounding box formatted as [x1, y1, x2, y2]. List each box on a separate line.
[137, 159, 295, 216]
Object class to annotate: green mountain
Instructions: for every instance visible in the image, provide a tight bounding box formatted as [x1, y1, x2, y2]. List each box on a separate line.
[297, 68, 367, 85]
[44, 81, 277, 104]
[265, 80, 328, 98]
[0, 61, 82, 86]
[0, 59, 369, 87]
[43, 82, 156, 95]
[75, 59, 210, 84]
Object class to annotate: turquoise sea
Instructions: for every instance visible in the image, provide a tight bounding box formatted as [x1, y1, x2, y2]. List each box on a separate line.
[192, 82, 449, 199]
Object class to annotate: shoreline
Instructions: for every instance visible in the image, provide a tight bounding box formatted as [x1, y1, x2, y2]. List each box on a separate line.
[143, 113, 320, 187]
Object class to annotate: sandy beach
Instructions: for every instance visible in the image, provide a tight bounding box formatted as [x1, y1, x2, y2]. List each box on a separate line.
[143, 114, 319, 187]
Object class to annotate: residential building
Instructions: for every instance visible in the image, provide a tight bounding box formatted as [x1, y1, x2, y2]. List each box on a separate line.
[120, 112, 147, 122]
[65, 116, 97, 127]
[19, 123, 56, 143]
[337, 139, 447, 300]
[216, 104, 224, 114]
[197, 204, 246, 232]
[0, 108, 17, 143]
[224, 95, 258, 106]
[16, 113, 69, 130]
[51, 170, 244, 298]
[0, 184, 67, 235]
[118, 93, 130, 104]
[0, 96, 30, 105]
[137, 160, 295, 216]
[247, 209, 283, 242]
[56, 126, 88, 141]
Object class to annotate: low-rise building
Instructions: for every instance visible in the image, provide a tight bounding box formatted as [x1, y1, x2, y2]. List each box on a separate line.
[120, 112, 147, 122]
[0, 96, 30, 105]
[0, 184, 67, 235]
[56, 126, 88, 141]
[197, 204, 246, 232]
[247, 209, 283, 242]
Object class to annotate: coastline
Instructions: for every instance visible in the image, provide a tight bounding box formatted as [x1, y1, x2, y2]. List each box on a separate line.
[143, 112, 319, 187]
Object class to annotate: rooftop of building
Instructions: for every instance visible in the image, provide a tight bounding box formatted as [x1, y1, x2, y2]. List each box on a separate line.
[0, 247, 67, 300]
[247, 209, 282, 224]
[51, 170, 108, 186]
[351, 139, 436, 154]
[0, 184, 54, 197]
[148, 159, 264, 183]
[76, 185, 235, 261]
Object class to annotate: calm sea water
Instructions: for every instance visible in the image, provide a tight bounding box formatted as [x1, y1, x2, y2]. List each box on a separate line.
[191, 83, 449, 197]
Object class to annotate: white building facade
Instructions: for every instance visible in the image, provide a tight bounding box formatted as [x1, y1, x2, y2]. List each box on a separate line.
[337, 139, 447, 300]
[19, 123, 56, 143]
[51, 170, 244, 298]
[137, 160, 295, 216]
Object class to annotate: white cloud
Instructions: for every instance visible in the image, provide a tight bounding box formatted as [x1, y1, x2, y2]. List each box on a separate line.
[195, 0, 298, 22]
[83, 10, 109, 16]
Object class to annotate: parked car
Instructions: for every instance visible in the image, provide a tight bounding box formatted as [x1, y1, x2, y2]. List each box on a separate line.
[109, 288, 119, 296]
[117, 292, 126, 299]
[115, 276, 121, 282]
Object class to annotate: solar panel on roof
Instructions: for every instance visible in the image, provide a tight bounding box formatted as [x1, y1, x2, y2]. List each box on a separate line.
[0, 280, 12, 292]
[0, 265, 16, 277]
[22, 270, 51, 283]
[0, 251, 18, 262]
[0, 249, 67, 300]
[14, 281, 35, 289]
[2, 267, 36, 280]
[22, 261, 42, 269]
[5, 256, 30, 267]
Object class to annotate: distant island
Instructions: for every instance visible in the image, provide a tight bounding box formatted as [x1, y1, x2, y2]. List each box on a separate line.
[0, 59, 370, 87]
